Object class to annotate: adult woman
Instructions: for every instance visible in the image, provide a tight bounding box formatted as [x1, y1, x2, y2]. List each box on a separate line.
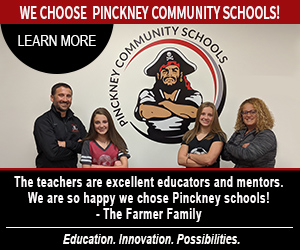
[80, 108, 130, 168]
[178, 102, 226, 168]
[222, 97, 277, 168]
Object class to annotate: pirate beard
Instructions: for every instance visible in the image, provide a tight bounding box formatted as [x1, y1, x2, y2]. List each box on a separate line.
[154, 78, 185, 94]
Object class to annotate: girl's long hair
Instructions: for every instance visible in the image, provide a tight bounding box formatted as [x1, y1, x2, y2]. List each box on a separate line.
[182, 102, 227, 144]
[84, 107, 127, 153]
[234, 97, 274, 133]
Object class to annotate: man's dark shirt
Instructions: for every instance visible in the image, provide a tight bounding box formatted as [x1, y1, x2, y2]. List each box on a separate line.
[33, 105, 87, 168]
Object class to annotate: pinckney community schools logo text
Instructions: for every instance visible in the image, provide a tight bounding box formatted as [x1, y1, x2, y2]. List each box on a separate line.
[108, 25, 228, 144]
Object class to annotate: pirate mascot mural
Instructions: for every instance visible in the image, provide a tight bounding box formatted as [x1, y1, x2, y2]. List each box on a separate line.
[134, 47, 203, 143]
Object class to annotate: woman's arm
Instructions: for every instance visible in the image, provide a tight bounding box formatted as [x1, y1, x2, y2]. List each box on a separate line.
[225, 130, 276, 162]
[113, 156, 128, 168]
[221, 133, 236, 161]
[189, 141, 224, 166]
[82, 164, 109, 168]
[177, 144, 206, 167]
[82, 156, 128, 168]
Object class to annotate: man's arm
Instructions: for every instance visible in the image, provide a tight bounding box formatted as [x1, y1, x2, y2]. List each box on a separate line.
[135, 89, 199, 120]
[64, 120, 87, 153]
[139, 101, 197, 120]
[159, 100, 197, 119]
[138, 104, 172, 119]
[135, 89, 171, 120]
[34, 118, 77, 161]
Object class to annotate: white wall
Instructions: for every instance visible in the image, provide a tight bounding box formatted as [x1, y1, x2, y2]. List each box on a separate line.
[1, 24, 299, 168]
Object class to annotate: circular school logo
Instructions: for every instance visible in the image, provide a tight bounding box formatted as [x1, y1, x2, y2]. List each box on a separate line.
[108, 26, 227, 144]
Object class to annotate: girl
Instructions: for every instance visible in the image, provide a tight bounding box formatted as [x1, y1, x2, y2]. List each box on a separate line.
[81, 108, 130, 168]
[178, 102, 226, 168]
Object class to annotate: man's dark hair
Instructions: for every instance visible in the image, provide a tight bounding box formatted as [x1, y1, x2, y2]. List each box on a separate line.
[51, 82, 73, 95]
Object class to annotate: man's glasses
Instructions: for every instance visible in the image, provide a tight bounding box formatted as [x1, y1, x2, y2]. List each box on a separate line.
[241, 110, 257, 115]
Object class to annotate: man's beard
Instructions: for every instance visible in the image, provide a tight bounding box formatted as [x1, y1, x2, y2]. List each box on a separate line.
[155, 78, 184, 94]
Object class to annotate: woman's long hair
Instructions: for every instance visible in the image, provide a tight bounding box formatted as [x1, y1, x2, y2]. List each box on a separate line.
[182, 102, 227, 144]
[234, 97, 274, 133]
[84, 108, 127, 153]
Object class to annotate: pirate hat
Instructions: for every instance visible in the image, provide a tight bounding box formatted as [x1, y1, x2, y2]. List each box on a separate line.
[144, 47, 197, 76]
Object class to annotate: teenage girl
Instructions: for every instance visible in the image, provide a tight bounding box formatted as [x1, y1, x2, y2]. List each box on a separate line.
[80, 108, 130, 168]
[178, 102, 226, 168]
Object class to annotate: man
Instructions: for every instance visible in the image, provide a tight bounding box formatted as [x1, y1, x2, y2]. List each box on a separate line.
[134, 48, 203, 143]
[33, 83, 87, 168]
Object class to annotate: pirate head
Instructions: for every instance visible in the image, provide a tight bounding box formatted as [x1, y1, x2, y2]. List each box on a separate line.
[144, 48, 197, 93]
